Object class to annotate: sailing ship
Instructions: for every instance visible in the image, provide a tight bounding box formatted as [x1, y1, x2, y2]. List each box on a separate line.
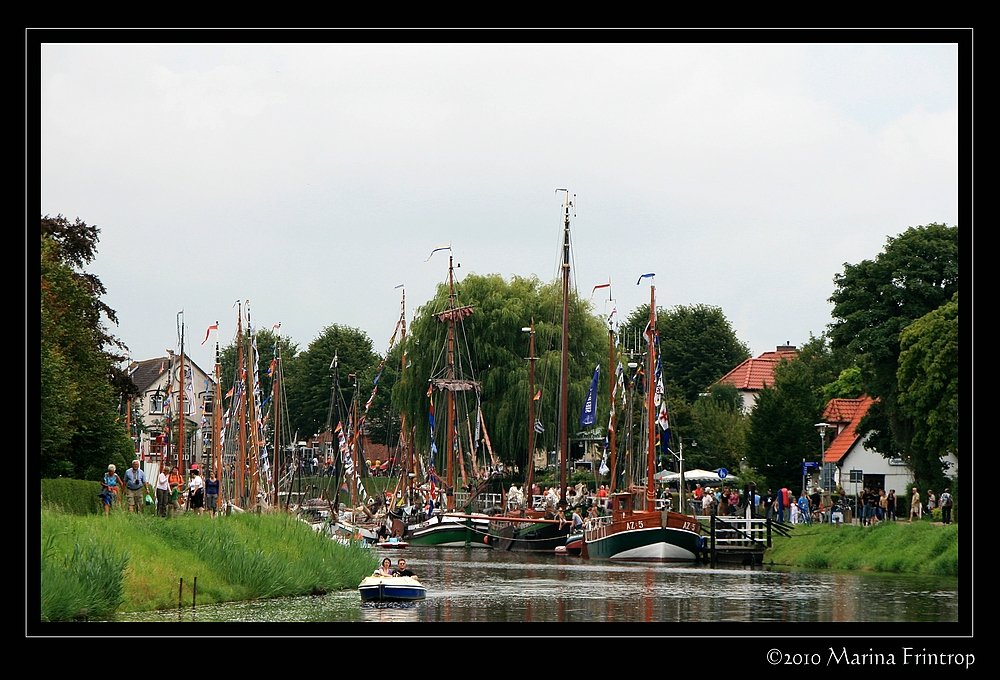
[581, 276, 704, 561]
[486, 190, 577, 552]
[400, 247, 494, 547]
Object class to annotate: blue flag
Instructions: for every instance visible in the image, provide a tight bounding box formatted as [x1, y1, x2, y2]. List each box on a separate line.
[579, 364, 600, 427]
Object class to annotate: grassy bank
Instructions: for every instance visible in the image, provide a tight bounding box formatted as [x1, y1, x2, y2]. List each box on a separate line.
[764, 519, 958, 576]
[40, 508, 378, 621]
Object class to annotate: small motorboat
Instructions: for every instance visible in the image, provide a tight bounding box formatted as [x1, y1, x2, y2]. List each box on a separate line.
[358, 575, 426, 603]
[561, 530, 583, 556]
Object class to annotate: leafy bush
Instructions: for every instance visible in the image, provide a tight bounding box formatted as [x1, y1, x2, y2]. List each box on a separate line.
[41, 477, 105, 515]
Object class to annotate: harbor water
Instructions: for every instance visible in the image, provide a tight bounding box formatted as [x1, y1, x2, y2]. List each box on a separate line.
[108, 543, 959, 626]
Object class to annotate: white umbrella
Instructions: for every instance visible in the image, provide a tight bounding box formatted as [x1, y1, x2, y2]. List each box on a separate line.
[678, 469, 738, 484]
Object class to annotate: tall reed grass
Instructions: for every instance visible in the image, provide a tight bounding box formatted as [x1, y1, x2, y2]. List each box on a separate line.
[39, 508, 378, 620]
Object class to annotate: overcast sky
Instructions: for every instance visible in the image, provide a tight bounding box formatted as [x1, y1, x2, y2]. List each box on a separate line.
[38, 37, 961, 375]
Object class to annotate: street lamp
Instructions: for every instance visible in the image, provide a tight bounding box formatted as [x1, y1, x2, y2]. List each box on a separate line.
[814, 422, 832, 492]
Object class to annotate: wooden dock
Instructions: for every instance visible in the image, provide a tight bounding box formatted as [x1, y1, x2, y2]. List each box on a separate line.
[699, 512, 790, 566]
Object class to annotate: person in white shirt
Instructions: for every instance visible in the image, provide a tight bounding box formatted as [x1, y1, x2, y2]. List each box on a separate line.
[155, 468, 171, 517]
[188, 469, 206, 514]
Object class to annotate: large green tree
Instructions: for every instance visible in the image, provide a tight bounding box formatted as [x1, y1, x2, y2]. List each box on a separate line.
[40, 215, 135, 479]
[896, 292, 959, 484]
[688, 383, 748, 472]
[282, 325, 379, 442]
[393, 272, 607, 476]
[828, 223, 959, 481]
[622, 303, 750, 403]
[745, 337, 845, 492]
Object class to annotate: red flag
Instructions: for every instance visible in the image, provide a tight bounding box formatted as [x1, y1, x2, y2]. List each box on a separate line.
[591, 282, 611, 299]
[201, 322, 219, 345]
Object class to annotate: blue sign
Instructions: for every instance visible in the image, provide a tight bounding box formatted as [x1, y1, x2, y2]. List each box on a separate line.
[717, 468, 728, 479]
[802, 461, 821, 474]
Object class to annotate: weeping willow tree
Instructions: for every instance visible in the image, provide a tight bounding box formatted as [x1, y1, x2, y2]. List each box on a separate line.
[393, 270, 607, 479]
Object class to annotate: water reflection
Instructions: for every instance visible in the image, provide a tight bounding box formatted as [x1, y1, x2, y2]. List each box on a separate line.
[110, 545, 958, 624]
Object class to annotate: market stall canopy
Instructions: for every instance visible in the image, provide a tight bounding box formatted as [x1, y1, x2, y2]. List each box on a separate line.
[656, 469, 738, 484]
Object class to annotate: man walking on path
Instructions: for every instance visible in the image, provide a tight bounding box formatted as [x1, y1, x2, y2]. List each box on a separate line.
[939, 488, 953, 524]
[123, 459, 147, 514]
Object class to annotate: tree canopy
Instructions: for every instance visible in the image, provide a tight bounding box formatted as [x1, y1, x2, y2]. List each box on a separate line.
[896, 291, 959, 484]
[828, 223, 959, 481]
[622, 303, 750, 403]
[745, 336, 845, 492]
[40, 215, 134, 479]
[393, 272, 608, 475]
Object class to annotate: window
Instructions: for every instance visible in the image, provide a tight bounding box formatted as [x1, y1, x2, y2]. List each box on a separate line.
[203, 393, 214, 416]
[150, 393, 164, 414]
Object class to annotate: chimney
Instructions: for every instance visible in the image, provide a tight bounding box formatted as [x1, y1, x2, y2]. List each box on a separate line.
[776, 342, 797, 352]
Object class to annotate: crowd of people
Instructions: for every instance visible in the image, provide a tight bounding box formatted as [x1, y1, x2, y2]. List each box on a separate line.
[102, 459, 955, 532]
[101, 460, 220, 518]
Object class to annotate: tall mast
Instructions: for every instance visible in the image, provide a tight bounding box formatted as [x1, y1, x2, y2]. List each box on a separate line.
[608, 315, 619, 494]
[178, 311, 186, 476]
[271, 342, 282, 508]
[445, 253, 457, 512]
[235, 303, 247, 508]
[351, 374, 359, 509]
[558, 189, 572, 510]
[645, 281, 657, 507]
[399, 288, 411, 506]
[524, 319, 537, 505]
[328, 352, 343, 514]
[245, 303, 261, 508]
[213, 339, 223, 502]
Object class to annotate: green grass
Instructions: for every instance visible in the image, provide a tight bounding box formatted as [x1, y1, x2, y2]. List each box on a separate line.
[764, 520, 958, 576]
[39, 508, 379, 621]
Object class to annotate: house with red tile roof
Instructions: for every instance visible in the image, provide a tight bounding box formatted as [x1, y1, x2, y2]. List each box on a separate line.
[713, 343, 799, 412]
[127, 352, 215, 475]
[814, 396, 958, 497]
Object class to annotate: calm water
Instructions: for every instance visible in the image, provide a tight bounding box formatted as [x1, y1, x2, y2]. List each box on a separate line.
[109, 545, 959, 625]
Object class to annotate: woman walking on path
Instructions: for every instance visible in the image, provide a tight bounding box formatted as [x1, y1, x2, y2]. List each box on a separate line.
[155, 467, 171, 517]
[100, 464, 121, 516]
[909, 487, 922, 522]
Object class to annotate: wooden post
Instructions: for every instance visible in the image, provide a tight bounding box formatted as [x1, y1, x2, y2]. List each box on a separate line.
[193, 576, 197, 608]
[710, 511, 717, 567]
[178, 577, 183, 609]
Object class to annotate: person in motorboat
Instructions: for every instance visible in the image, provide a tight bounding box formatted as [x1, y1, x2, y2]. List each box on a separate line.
[374, 557, 394, 577]
[392, 558, 416, 578]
